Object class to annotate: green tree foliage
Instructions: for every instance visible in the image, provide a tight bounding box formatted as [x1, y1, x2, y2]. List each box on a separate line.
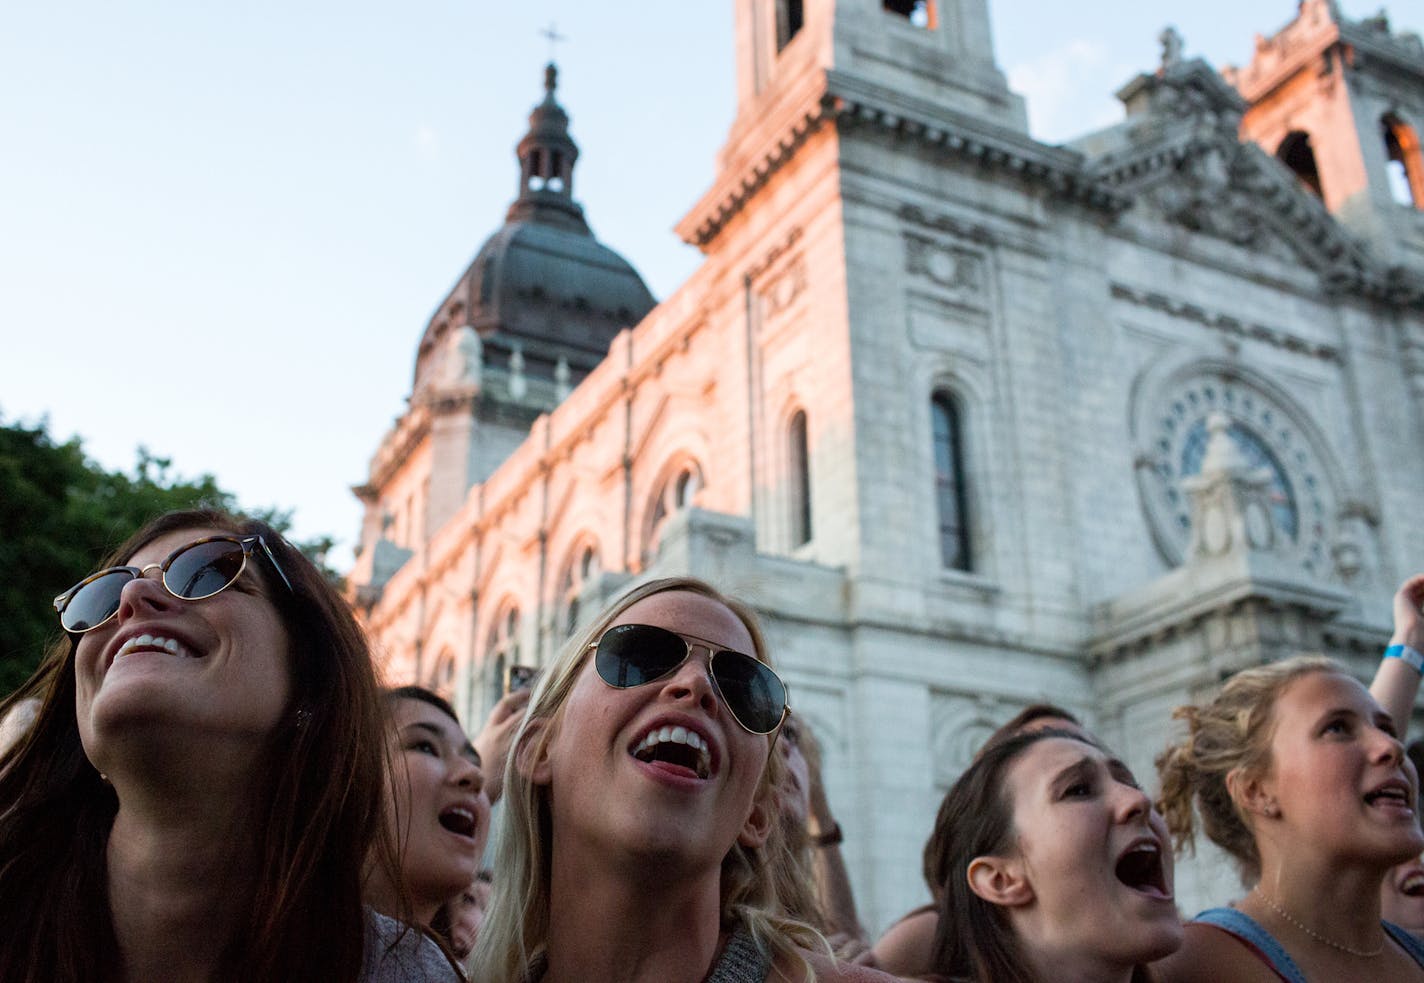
[0, 415, 337, 697]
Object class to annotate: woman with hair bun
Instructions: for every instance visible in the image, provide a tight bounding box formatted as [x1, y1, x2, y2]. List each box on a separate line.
[468, 576, 892, 983]
[1154, 646, 1424, 981]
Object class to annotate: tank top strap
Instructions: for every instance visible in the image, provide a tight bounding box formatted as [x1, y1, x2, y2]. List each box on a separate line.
[1192, 907, 1306, 983]
[1385, 921, 1424, 967]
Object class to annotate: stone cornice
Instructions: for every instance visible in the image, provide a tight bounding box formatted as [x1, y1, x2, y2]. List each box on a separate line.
[823, 70, 1128, 213]
[676, 89, 833, 249]
[1092, 130, 1424, 308]
[678, 70, 1129, 249]
[1110, 282, 1343, 362]
[367, 405, 431, 492]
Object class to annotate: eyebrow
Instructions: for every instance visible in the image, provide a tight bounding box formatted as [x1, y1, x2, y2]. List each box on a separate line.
[1049, 756, 1098, 792]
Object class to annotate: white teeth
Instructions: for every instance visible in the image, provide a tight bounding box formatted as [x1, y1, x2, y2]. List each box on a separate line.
[634, 725, 708, 754]
[116, 634, 194, 660]
[632, 723, 713, 777]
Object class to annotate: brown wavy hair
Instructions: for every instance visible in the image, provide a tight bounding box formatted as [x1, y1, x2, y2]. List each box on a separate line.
[0, 509, 391, 982]
[1154, 655, 1336, 885]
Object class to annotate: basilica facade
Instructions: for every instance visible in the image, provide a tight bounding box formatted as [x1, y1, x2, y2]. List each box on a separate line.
[348, 0, 1424, 925]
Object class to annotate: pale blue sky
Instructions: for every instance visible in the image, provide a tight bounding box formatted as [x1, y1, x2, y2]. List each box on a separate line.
[0, 1, 1397, 564]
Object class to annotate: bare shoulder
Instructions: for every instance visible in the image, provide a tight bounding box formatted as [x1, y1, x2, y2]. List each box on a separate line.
[1150, 922, 1280, 983]
[868, 909, 937, 978]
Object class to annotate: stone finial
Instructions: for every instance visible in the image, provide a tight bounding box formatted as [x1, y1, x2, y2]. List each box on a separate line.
[439, 323, 483, 390]
[554, 355, 571, 401]
[1159, 26, 1185, 69]
[1181, 414, 1278, 559]
[509, 345, 528, 400]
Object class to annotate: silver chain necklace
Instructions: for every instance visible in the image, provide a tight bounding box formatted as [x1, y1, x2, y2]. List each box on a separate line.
[1253, 888, 1385, 958]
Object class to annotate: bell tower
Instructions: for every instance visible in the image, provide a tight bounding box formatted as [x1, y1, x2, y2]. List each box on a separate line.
[730, 0, 1025, 142]
[1223, 0, 1424, 261]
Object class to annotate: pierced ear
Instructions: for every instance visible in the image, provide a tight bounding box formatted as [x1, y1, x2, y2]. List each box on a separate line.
[967, 855, 1034, 908]
[737, 787, 776, 849]
[514, 717, 553, 787]
[1227, 767, 1279, 821]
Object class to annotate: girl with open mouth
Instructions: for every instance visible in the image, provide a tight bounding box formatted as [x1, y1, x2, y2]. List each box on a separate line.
[367, 686, 491, 961]
[1155, 654, 1424, 982]
[0, 509, 458, 982]
[927, 727, 1182, 983]
[467, 576, 894, 983]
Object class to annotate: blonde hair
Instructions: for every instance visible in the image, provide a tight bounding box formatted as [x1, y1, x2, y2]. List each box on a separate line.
[468, 577, 825, 983]
[1155, 655, 1338, 884]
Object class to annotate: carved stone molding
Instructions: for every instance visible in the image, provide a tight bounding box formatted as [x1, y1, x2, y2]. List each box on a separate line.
[904, 234, 987, 309]
[760, 255, 808, 321]
[1111, 282, 1342, 362]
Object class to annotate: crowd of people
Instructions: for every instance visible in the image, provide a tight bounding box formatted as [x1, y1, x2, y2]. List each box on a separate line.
[0, 506, 1422, 982]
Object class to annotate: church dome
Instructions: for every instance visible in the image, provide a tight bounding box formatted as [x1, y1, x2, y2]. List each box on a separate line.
[414, 64, 656, 392]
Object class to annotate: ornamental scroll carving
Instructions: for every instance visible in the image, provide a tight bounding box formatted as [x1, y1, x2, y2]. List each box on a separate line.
[905, 234, 987, 310]
[761, 256, 808, 321]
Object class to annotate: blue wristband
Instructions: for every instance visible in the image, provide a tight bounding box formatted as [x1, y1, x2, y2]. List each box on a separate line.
[1384, 644, 1424, 674]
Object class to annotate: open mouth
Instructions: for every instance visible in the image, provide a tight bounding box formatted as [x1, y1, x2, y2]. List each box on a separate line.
[631, 724, 712, 780]
[1115, 841, 1169, 899]
[1400, 870, 1424, 897]
[439, 806, 478, 839]
[1364, 781, 1413, 811]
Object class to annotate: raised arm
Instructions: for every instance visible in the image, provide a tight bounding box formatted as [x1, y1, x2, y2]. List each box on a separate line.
[1369, 574, 1424, 743]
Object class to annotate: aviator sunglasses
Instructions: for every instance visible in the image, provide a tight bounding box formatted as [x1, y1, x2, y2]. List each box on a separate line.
[53, 535, 295, 634]
[590, 623, 790, 735]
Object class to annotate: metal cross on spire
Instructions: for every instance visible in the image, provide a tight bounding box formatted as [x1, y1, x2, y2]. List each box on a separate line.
[540, 22, 567, 61]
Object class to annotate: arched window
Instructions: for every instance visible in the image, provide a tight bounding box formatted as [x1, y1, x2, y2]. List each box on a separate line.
[558, 543, 600, 638]
[1382, 114, 1423, 208]
[428, 649, 456, 700]
[644, 461, 703, 564]
[1277, 131, 1323, 199]
[931, 392, 972, 572]
[788, 410, 812, 547]
[486, 604, 521, 712]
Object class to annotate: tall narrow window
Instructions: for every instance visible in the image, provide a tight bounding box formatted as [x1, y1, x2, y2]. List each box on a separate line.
[1382, 114, 1423, 208]
[429, 650, 456, 700]
[644, 461, 703, 565]
[559, 543, 600, 638]
[486, 604, 521, 715]
[788, 411, 812, 547]
[1277, 131, 1323, 199]
[931, 393, 971, 571]
[776, 0, 804, 52]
